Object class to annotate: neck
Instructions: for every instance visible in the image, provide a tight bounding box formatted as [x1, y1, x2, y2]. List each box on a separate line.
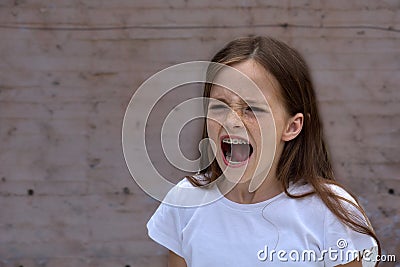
[217, 171, 283, 204]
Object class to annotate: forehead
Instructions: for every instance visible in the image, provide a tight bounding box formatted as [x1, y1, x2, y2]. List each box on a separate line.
[210, 60, 281, 104]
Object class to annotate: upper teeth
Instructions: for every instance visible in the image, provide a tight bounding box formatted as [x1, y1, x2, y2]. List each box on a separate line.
[222, 138, 249, 145]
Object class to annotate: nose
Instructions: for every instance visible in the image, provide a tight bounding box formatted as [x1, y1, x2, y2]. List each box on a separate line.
[224, 108, 244, 130]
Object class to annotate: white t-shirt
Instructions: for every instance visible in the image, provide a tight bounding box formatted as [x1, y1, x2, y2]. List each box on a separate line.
[147, 178, 377, 267]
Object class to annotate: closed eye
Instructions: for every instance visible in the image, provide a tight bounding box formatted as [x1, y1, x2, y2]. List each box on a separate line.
[209, 104, 228, 110]
[246, 106, 266, 112]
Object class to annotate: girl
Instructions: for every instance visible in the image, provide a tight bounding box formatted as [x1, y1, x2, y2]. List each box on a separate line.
[147, 36, 379, 266]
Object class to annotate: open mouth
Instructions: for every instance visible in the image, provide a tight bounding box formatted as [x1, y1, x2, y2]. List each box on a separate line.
[220, 135, 254, 167]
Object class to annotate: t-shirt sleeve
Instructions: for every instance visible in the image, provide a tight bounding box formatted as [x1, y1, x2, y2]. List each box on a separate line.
[323, 185, 378, 267]
[147, 202, 183, 257]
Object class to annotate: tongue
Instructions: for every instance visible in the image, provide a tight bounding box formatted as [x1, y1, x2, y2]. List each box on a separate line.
[231, 144, 250, 162]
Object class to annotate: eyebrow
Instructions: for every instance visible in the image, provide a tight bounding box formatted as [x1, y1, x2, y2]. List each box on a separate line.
[245, 100, 266, 105]
[210, 97, 266, 106]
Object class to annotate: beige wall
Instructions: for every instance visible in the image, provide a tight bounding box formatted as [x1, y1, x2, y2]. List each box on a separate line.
[0, 1, 399, 266]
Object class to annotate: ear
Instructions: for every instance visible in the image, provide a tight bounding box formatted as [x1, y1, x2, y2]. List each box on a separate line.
[282, 113, 304, 141]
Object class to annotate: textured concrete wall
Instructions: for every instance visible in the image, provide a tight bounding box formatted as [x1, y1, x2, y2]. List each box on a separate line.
[0, 0, 399, 266]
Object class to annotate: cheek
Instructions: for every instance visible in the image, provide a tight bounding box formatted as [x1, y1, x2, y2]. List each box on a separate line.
[272, 117, 287, 140]
[271, 106, 290, 136]
[256, 117, 277, 150]
[206, 119, 220, 139]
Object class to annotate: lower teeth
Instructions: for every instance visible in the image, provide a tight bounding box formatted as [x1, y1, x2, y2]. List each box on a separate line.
[225, 155, 243, 164]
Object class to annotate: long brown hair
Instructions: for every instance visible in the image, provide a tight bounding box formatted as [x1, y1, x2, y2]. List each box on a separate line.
[188, 36, 380, 263]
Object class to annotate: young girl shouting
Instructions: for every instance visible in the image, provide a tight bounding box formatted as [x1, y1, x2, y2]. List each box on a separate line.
[147, 36, 379, 267]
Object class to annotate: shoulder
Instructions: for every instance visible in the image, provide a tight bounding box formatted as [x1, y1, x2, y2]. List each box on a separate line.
[176, 176, 198, 188]
[285, 182, 365, 227]
[163, 176, 221, 208]
[324, 182, 358, 204]
[147, 177, 217, 238]
[289, 181, 377, 262]
[321, 182, 367, 221]
[320, 184, 378, 264]
[289, 181, 359, 207]
[147, 177, 198, 228]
